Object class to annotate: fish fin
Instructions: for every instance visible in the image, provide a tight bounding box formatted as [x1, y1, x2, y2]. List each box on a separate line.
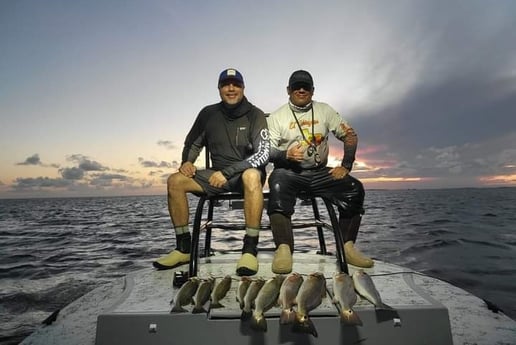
[292, 315, 318, 337]
[250, 313, 267, 332]
[340, 308, 363, 326]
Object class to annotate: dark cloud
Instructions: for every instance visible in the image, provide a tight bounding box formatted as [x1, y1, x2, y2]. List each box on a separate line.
[60, 167, 85, 180]
[16, 154, 41, 166]
[67, 154, 108, 171]
[337, 2, 516, 184]
[89, 173, 131, 187]
[138, 157, 172, 168]
[157, 140, 176, 150]
[16, 153, 60, 168]
[12, 177, 73, 190]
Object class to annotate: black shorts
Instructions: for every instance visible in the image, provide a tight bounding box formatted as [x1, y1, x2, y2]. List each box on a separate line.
[193, 168, 266, 197]
[266, 167, 365, 218]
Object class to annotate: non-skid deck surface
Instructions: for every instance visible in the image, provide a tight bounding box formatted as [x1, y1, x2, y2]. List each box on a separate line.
[96, 252, 455, 345]
[111, 252, 433, 316]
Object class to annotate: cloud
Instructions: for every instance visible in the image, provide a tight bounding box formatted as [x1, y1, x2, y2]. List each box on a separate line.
[16, 154, 41, 166]
[335, 3, 516, 186]
[157, 140, 177, 150]
[60, 167, 85, 180]
[67, 154, 108, 171]
[12, 177, 73, 190]
[138, 157, 173, 168]
[89, 173, 130, 186]
[16, 154, 60, 168]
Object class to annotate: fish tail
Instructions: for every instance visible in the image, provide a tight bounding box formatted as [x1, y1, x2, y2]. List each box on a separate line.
[170, 305, 187, 313]
[292, 314, 318, 337]
[279, 308, 295, 325]
[340, 308, 363, 326]
[240, 310, 252, 321]
[210, 302, 224, 309]
[250, 313, 267, 332]
[377, 302, 394, 311]
[192, 307, 207, 314]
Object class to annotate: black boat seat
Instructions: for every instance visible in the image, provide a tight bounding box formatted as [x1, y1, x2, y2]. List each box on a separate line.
[187, 174, 348, 278]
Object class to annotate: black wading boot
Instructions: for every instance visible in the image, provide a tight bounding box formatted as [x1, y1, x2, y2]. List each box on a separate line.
[152, 232, 191, 270]
[236, 235, 259, 276]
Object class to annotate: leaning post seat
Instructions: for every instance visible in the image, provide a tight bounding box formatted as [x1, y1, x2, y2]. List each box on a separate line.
[187, 153, 348, 277]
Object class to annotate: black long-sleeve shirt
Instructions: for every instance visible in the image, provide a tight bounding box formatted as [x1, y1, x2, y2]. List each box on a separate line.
[181, 97, 270, 179]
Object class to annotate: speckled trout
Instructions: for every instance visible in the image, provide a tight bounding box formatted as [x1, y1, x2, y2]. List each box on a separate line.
[278, 272, 303, 324]
[192, 277, 215, 314]
[241, 278, 265, 320]
[210, 275, 232, 309]
[352, 269, 393, 310]
[236, 276, 252, 310]
[250, 275, 285, 332]
[292, 272, 327, 337]
[333, 271, 362, 326]
[170, 277, 200, 313]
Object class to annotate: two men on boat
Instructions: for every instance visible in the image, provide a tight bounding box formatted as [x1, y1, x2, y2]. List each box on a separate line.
[153, 68, 373, 276]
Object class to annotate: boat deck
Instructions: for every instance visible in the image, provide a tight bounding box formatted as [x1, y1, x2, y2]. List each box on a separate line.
[22, 252, 516, 345]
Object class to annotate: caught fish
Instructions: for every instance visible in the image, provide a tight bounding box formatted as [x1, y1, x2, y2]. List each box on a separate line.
[241, 278, 265, 320]
[278, 272, 303, 324]
[292, 272, 327, 337]
[170, 277, 200, 313]
[192, 277, 215, 314]
[236, 276, 252, 310]
[352, 269, 393, 310]
[210, 275, 232, 308]
[250, 275, 285, 332]
[333, 272, 362, 326]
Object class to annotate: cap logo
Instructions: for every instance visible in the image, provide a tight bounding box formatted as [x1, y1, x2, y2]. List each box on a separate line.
[227, 69, 237, 76]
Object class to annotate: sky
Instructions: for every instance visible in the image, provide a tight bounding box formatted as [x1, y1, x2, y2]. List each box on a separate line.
[1, 0, 515, 199]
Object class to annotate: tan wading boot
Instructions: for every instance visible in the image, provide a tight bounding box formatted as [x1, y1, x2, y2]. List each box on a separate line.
[272, 244, 293, 274]
[152, 250, 190, 270]
[236, 235, 259, 276]
[344, 241, 374, 268]
[236, 253, 259, 276]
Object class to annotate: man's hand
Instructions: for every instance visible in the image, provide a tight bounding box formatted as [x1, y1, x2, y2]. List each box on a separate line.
[209, 171, 228, 188]
[287, 143, 306, 162]
[329, 166, 349, 179]
[179, 162, 196, 177]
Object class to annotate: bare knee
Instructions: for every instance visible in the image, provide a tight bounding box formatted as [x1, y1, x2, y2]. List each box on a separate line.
[242, 168, 263, 192]
[167, 172, 184, 193]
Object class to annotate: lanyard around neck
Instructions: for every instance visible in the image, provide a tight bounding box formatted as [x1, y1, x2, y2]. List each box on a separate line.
[290, 107, 315, 146]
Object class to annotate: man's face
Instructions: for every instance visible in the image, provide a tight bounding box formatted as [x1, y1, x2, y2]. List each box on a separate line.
[288, 82, 314, 107]
[219, 80, 244, 105]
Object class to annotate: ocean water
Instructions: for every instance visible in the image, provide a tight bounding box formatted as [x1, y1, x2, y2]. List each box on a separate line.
[1, 188, 515, 344]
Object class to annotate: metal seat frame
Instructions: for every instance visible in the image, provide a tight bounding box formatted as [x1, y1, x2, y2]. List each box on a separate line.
[187, 149, 349, 277]
[188, 191, 349, 277]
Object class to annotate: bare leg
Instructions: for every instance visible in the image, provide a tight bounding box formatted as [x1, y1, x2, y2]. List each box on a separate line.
[167, 172, 204, 226]
[153, 172, 204, 270]
[242, 168, 264, 228]
[236, 168, 263, 276]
